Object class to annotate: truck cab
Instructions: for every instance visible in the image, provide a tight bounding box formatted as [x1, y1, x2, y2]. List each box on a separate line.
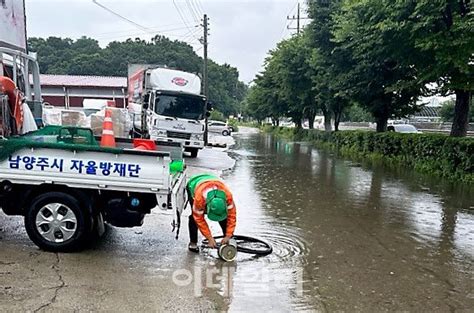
[148, 90, 206, 158]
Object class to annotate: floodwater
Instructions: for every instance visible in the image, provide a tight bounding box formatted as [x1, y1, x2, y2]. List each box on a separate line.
[1, 129, 473, 312]
[210, 130, 474, 312]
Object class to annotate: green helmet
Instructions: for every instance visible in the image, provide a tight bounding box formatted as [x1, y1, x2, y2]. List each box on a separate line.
[206, 189, 228, 222]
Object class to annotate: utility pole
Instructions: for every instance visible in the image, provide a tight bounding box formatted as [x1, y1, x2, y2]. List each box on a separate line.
[287, 2, 310, 34]
[202, 14, 210, 145]
[297, 2, 300, 34]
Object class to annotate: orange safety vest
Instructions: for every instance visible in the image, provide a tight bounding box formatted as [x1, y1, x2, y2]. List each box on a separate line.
[192, 179, 236, 240]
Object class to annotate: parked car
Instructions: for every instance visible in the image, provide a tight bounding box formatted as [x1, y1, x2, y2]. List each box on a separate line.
[208, 120, 231, 136]
[387, 124, 422, 133]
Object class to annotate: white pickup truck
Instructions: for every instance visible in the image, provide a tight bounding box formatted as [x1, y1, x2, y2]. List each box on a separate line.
[0, 126, 187, 252]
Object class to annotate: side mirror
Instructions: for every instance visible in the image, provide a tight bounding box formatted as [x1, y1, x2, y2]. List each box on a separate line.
[143, 93, 150, 109]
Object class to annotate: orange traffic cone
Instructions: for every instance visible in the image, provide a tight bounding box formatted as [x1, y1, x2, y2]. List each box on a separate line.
[100, 109, 116, 148]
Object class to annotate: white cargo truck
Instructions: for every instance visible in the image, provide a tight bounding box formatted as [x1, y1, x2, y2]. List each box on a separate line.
[128, 65, 208, 158]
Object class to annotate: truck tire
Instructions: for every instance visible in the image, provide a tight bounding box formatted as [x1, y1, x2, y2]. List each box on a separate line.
[189, 148, 199, 158]
[24, 192, 93, 252]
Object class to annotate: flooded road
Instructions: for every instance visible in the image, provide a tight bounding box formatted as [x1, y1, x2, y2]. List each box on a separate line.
[221, 130, 473, 311]
[1, 128, 473, 312]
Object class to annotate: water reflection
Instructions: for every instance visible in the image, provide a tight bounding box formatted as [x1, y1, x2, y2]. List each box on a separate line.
[224, 132, 473, 311]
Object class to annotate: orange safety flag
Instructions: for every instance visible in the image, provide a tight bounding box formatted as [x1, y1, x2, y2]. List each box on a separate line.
[0, 77, 24, 132]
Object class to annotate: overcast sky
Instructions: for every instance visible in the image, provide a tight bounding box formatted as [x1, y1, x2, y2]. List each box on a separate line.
[24, 0, 309, 83]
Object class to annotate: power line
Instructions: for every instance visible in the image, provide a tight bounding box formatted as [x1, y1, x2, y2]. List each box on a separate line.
[95, 30, 201, 43]
[172, 0, 200, 41]
[92, 25, 194, 38]
[92, 0, 154, 34]
[192, 0, 204, 16]
[181, 26, 201, 42]
[185, 0, 200, 24]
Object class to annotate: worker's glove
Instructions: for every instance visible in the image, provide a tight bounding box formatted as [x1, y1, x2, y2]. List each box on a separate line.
[221, 236, 231, 245]
[208, 237, 218, 249]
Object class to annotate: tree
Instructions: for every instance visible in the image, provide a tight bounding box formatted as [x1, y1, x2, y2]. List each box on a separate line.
[332, 0, 424, 132]
[406, 1, 473, 136]
[307, 0, 353, 131]
[244, 37, 316, 128]
[335, 0, 473, 135]
[271, 36, 317, 128]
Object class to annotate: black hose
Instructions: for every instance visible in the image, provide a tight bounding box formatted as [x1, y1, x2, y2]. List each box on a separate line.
[202, 235, 273, 256]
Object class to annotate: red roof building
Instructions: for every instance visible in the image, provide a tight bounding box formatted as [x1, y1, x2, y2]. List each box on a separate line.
[35, 74, 128, 108]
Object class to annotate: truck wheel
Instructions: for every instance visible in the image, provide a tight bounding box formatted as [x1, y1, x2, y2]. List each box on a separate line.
[222, 130, 230, 136]
[189, 148, 199, 158]
[24, 192, 92, 252]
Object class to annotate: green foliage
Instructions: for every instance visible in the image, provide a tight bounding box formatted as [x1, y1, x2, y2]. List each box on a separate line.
[209, 110, 226, 122]
[246, 0, 472, 136]
[439, 99, 473, 123]
[307, 0, 352, 131]
[236, 120, 260, 128]
[27, 36, 247, 116]
[263, 127, 474, 183]
[332, 0, 424, 131]
[440, 100, 456, 122]
[342, 104, 373, 122]
[246, 36, 317, 128]
[226, 119, 239, 132]
[406, 1, 474, 92]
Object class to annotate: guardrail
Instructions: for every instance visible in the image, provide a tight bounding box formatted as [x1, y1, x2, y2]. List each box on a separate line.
[419, 129, 474, 137]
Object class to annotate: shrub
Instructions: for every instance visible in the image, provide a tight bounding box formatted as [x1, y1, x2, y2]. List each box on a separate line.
[209, 110, 226, 122]
[227, 119, 239, 132]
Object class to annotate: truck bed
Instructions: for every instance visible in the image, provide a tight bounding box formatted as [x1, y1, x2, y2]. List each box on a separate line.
[0, 146, 171, 192]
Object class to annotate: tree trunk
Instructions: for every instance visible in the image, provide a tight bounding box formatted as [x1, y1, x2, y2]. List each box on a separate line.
[294, 118, 302, 129]
[306, 111, 316, 129]
[334, 110, 342, 132]
[308, 118, 314, 129]
[375, 116, 388, 132]
[324, 115, 332, 132]
[322, 107, 332, 132]
[450, 90, 471, 137]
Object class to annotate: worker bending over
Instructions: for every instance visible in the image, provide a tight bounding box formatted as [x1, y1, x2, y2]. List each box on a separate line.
[186, 174, 236, 252]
